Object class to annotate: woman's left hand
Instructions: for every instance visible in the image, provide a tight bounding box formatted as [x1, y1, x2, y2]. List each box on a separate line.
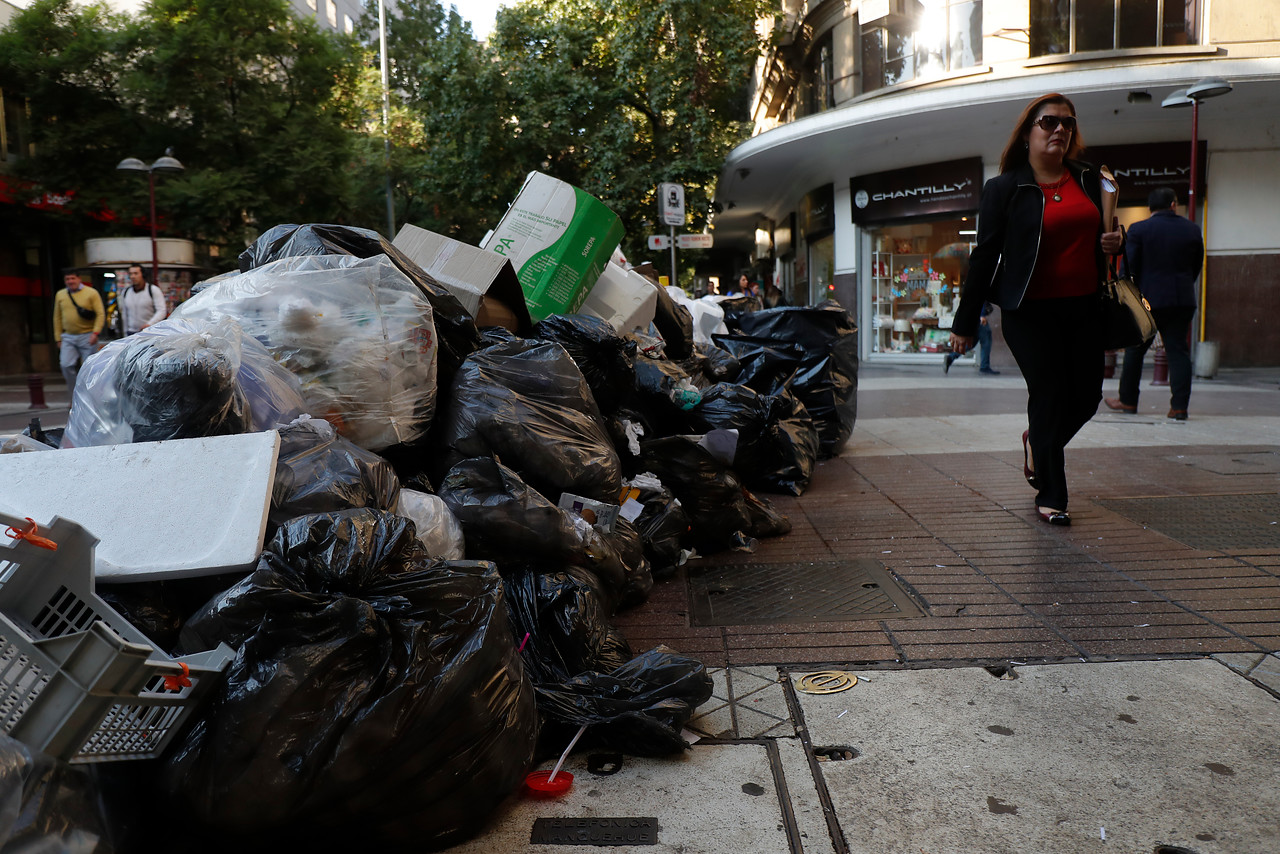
[1101, 217, 1124, 254]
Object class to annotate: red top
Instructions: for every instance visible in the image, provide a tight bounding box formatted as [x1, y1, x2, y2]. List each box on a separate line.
[1025, 176, 1099, 300]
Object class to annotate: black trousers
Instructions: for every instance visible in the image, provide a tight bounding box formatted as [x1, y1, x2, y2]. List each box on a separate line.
[1001, 295, 1104, 510]
[1117, 305, 1195, 411]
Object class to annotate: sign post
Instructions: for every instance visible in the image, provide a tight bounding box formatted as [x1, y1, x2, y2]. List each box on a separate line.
[658, 182, 685, 290]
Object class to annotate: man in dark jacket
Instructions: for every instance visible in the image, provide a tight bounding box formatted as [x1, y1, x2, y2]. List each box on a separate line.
[1105, 187, 1204, 420]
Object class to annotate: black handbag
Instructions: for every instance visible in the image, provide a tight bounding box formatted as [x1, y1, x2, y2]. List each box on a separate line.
[1099, 234, 1155, 351]
[67, 288, 97, 321]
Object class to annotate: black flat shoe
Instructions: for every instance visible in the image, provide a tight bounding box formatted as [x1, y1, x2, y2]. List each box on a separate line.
[1021, 430, 1037, 488]
[1036, 507, 1071, 526]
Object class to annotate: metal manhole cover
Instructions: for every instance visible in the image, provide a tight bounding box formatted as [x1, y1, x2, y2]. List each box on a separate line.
[1170, 452, 1280, 475]
[1096, 493, 1280, 550]
[687, 559, 923, 627]
[795, 671, 858, 694]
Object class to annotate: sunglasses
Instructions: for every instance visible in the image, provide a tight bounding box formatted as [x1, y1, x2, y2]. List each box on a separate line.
[1032, 115, 1077, 133]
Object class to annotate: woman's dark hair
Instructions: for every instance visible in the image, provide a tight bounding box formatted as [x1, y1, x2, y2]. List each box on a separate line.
[999, 93, 1086, 173]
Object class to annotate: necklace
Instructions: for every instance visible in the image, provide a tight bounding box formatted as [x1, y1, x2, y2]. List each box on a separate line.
[1038, 173, 1070, 202]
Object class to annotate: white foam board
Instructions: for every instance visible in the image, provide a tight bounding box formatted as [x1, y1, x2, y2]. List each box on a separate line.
[0, 432, 280, 582]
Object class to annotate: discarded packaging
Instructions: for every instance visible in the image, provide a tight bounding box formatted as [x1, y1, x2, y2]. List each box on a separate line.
[483, 171, 624, 322]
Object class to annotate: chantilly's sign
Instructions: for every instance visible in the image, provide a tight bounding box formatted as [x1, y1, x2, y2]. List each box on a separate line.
[850, 158, 983, 224]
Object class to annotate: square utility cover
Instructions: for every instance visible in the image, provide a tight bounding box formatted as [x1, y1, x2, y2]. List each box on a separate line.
[688, 559, 923, 626]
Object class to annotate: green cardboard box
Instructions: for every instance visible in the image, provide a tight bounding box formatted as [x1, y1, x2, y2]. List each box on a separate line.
[482, 172, 624, 322]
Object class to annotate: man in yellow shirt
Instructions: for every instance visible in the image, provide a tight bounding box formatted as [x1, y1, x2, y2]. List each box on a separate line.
[53, 270, 104, 393]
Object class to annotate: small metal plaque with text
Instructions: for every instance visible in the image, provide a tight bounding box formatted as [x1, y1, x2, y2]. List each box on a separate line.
[531, 817, 658, 846]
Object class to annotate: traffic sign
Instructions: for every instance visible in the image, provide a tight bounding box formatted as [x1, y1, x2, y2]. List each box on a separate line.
[658, 182, 685, 226]
[676, 233, 713, 249]
[647, 234, 672, 250]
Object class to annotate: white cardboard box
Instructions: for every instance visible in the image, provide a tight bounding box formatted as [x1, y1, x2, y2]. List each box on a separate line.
[580, 263, 659, 335]
[394, 224, 534, 334]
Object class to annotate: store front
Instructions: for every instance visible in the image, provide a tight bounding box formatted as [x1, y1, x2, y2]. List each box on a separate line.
[851, 158, 983, 358]
[799, 185, 836, 305]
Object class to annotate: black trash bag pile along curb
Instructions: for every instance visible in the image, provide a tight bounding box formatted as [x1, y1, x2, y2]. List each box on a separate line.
[28, 219, 857, 853]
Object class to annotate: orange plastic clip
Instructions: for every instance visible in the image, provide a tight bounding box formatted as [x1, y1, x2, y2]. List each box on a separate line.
[163, 662, 192, 691]
[4, 518, 57, 551]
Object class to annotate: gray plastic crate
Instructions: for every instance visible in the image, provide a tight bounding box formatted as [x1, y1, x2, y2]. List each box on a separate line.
[0, 511, 234, 763]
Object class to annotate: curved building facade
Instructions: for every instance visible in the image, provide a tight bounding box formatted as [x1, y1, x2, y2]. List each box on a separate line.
[712, 1, 1280, 366]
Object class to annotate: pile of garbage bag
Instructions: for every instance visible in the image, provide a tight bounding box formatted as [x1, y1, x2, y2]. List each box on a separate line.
[17, 219, 858, 853]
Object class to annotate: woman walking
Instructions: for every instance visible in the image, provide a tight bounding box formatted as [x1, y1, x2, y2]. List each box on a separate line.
[950, 94, 1123, 526]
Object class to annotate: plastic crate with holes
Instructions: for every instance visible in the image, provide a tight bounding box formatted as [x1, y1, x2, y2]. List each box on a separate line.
[0, 511, 234, 763]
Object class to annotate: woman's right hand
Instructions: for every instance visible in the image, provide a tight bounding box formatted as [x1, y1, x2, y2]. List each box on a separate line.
[949, 333, 976, 354]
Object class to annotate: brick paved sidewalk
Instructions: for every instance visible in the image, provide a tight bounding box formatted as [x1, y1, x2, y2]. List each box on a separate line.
[615, 367, 1280, 670]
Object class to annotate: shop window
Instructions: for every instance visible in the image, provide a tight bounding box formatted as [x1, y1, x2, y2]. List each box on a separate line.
[860, 0, 981, 95]
[867, 218, 974, 355]
[1030, 0, 1198, 56]
[808, 234, 835, 306]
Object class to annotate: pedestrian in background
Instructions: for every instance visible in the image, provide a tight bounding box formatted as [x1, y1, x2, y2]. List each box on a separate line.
[53, 270, 104, 393]
[945, 302, 1000, 375]
[1105, 187, 1204, 421]
[950, 93, 1123, 526]
[118, 263, 168, 335]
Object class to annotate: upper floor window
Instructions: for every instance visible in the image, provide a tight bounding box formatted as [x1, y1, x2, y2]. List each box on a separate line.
[1030, 0, 1199, 56]
[803, 36, 835, 116]
[860, 0, 982, 95]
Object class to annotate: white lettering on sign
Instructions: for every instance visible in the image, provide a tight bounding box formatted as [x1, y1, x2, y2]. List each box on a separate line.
[871, 178, 973, 203]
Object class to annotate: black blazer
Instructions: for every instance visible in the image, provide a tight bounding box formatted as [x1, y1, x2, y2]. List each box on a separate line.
[954, 160, 1108, 337]
[1124, 209, 1204, 309]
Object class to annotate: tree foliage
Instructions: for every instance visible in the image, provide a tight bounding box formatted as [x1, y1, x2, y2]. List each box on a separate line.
[0, 0, 770, 269]
[0, 0, 364, 259]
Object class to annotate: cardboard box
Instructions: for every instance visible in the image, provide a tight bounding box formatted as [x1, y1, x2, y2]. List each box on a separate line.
[393, 224, 533, 334]
[481, 172, 624, 322]
[580, 263, 658, 335]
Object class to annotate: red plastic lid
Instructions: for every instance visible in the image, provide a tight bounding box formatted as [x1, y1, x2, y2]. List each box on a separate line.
[524, 769, 574, 797]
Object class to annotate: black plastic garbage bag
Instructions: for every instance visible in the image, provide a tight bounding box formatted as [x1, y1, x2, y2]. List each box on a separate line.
[734, 301, 859, 457]
[0, 736, 113, 853]
[238, 223, 482, 386]
[649, 284, 694, 360]
[505, 566, 633, 686]
[533, 646, 712, 757]
[716, 295, 763, 331]
[163, 509, 538, 851]
[711, 335, 804, 397]
[638, 436, 753, 552]
[532, 314, 637, 416]
[440, 339, 622, 504]
[438, 457, 629, 607]
[628, 355, 701, 439]
[624, 475, 690, 577]
[691, 342, 741, 385]
[686, 383, 819, 496]
[114, 326, 252, 442]
[270, 416, 401, 531]
[600, 518, 654, 610]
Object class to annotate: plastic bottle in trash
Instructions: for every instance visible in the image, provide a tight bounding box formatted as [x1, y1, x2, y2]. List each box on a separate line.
[669, 380, 701, 411]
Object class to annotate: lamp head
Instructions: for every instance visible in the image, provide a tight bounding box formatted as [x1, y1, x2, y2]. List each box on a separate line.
[1186, 77, 1232, 100]
[116, 157, 150, 172]
[151, 155, 185, 174]
[1160, 89, 1194, 109]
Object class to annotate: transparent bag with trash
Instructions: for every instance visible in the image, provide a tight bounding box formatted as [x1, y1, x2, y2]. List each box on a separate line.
[173, 254, 439, 452]
[63, 316, 307, 448]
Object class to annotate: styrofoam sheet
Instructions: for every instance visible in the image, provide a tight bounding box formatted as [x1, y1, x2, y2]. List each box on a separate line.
[0, 432, 280, 582]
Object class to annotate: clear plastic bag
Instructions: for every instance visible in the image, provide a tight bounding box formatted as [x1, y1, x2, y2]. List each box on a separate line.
[397, 488, 465, 559]
[173, 254, 439, 452]
[63, 316, 307, 448]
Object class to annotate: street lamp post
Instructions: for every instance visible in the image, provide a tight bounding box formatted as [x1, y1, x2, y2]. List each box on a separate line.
[1161, 77, 1231, 369]
[116, 150, 185, 287]
[1160, 76, 1232, 223]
